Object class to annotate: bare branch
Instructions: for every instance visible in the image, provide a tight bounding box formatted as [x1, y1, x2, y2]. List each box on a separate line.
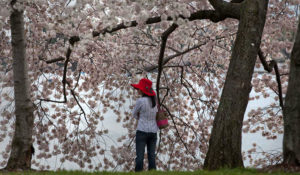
[69, 88, 88, 125]
[40, 38, 81, 105]
[258, 49, 284, 109]
[144, 42, 206, 72]
[162, 104, 198, 160]
[156, 23, 178, 104]
[62, 47, 72, 102]
[73, 70, 82, 91]
[45, 57, 65, 64]
[39, 98, 66, 103]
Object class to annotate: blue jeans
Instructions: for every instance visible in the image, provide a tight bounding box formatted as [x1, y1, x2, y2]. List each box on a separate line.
[135, 130, 157, 172]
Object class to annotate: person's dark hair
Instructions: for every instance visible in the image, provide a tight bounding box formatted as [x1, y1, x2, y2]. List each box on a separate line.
[143, 94, 156, 108]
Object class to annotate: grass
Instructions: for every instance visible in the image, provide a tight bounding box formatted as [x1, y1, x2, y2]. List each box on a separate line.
[0, 168, 299, 175]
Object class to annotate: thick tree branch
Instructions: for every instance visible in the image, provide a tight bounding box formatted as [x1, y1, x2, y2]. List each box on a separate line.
[10, 0, 17, 6]
[40, 48, 72, 103]
[208, 0, 241, 19]
[156, 24, 178, 104]
[258, 49, 284, 109]
[62, 47, 72, 102]
[209, 0, 241, 17]
[93, 8, 241, 37]
[40, 38, 80, 102]
[69, 36, 80, 46]
[231, 0, 244, 3]
[45, 57, 65, 64]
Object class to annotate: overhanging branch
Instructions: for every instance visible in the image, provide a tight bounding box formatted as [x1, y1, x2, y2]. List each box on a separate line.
[93, 7, 241, 38]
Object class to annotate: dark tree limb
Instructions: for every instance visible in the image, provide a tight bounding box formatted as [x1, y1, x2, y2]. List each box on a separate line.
[258, 49, 284, 109]
[156, 23, 178, 105]
[68, 83, 88, 125]
[60, 35, 81, 103]
[10, 0, 17, 6]
[208, 0, 241, 20]
[93, 6, 241, 38]
[69, 36, 80, 46]
[39, 98, 66, 103]
[45, 57, 65, 64]
[231, 0, 244, 3]
[144, 41, 206, 72]
[62, 47, 72, 102]
[40, 37, 90, 124]
[142, 32, 235, 74]
[39, 47, 71, 102]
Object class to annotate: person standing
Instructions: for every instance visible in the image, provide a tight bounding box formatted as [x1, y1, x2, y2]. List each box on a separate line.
[131, 78, 158, 172]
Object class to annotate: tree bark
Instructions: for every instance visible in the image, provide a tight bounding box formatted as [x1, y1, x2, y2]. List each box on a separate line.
[5, 8, 34, 170]
[283, 15, 300, 166]
[204, 0, 269, 170]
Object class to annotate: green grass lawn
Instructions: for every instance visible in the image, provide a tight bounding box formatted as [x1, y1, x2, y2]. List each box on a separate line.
[0, 168, 299, 175]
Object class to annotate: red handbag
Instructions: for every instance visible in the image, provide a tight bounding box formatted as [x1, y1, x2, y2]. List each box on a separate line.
[156, 104, 169, 129]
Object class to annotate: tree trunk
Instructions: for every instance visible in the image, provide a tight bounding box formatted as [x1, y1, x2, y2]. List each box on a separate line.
[5, 8, 34, 171]
[283, 15, 300, 166]
[204, 0, 268, 170]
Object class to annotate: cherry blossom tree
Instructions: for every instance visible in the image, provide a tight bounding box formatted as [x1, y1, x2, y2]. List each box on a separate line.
[283, 14, 300, 166]
[0, 0, 298, 172]
[203, 0, 269, 169]
[2, 0, 34, 170]
[241, 1, 298, 168]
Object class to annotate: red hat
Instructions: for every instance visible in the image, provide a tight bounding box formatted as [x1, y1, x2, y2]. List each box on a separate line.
[131, 78, 156, 96]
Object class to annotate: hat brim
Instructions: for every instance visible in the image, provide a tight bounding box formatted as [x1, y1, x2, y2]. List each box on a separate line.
[131, 84, 156, 96]
[131, 84, 140, 90]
